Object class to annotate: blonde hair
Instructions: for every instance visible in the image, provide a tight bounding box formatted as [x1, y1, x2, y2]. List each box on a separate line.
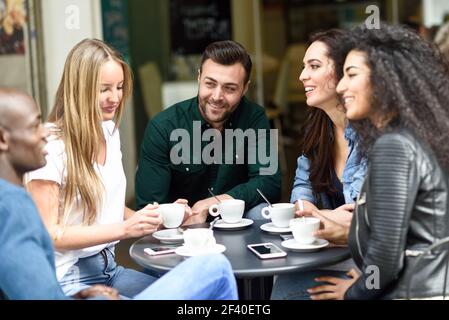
[48, 39, 133, 226]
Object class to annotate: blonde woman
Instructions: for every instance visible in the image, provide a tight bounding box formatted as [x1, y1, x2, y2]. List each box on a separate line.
[26, 39, 190, 298]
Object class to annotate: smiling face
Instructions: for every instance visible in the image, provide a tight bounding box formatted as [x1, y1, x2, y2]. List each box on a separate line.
[299, 41, 338, 110]
[197, 59, 249, 129]
[99, 59, 124, 121]
[336, 50, 373, 121]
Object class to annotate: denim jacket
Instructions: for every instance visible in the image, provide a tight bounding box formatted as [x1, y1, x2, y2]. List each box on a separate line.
[0, 179, 66, 300]
[290, 125, 367, 209]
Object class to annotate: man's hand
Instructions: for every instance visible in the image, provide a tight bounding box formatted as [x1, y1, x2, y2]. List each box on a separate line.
[183, 194, 233, 225]
[73, 285, 120, 300]
[184, 199, 212, 225]
[308, 269, 360, 300]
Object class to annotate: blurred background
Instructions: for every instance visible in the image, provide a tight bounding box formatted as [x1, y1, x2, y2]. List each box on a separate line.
[1, 0, 448, 269]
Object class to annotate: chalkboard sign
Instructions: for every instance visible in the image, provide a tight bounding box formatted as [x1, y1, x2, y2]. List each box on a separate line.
[170, 0, 232, 55]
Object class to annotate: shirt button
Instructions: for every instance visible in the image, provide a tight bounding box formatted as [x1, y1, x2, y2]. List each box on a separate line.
[186, 167, 190, 172]
[211, 187, 214, 191]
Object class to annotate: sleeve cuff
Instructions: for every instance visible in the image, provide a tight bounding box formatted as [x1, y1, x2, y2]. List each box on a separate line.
[290, 188, 316, 205]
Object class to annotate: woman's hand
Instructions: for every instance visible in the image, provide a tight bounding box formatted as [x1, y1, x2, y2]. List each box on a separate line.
[330, 204, 354, 225]
[122, 204, 162, 238]
[308, 269, 360, 300]
[296, 209, 350, 245]
[295, 203, 354, 225]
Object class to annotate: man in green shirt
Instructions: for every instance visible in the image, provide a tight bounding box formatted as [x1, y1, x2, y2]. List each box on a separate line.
[135, 40, 281, 224]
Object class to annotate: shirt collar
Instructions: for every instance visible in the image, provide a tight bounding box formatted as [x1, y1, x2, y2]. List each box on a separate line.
[102, 120, 116, 136]
[344, 123, 357, 143]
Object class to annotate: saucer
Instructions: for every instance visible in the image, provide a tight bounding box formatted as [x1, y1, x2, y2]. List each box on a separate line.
[281, 239, 329, 253]
[175, 244, 226, 257]
[260, 222, 291, 234]
[153, 229, 184, 244]
[213, 218, 254, 230]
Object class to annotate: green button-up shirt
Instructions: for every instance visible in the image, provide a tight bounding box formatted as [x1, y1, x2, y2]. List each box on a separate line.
[135, 96, 281, 210]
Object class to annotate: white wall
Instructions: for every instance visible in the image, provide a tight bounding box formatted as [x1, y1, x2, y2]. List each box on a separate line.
[42, 0, 137, 203]
[41, 0, 103, 110]
[0, 56, 28, 92]
[423, 0, 449, 27]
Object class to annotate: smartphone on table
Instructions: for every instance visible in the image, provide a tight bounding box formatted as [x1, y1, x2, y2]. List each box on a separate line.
[144, 246, 177, 256]
[247, 243, 287, 259]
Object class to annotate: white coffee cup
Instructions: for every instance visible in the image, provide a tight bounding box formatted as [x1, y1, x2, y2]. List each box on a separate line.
[158, 203, 185, 229]
[183, 228, 216, 251]
[290, 217, 320, 245]
[208, 199, 245, 224]
[261, 203, 295, 228]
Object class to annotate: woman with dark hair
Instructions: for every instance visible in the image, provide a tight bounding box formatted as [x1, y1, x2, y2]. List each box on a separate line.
[306, 23, 449, 300]
[271, 29, 367, 300]
[291, 29, 367, 219]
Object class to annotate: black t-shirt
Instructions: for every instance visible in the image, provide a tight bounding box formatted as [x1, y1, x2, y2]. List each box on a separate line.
[327, 170, 345, 209]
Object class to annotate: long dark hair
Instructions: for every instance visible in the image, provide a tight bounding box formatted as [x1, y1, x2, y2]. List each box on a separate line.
[301, 29, 352, 194]
[347, 23, 449, 169]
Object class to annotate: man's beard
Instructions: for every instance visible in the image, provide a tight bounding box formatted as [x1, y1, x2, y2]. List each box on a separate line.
[199, 99, 233, 124]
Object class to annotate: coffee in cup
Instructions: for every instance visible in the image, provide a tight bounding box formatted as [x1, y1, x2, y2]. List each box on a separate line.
[208, 199, 245, 224]
[158, 203, 185, 229]
[183, 228, 216, 251]
[290, 217, 320, 245]
[261, 203, 295, 228]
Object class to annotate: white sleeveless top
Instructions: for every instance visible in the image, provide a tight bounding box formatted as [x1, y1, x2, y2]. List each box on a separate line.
[26, 121, 126, 280]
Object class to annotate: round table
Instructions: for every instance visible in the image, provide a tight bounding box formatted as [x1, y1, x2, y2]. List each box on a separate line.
[129, 220, 350, 299]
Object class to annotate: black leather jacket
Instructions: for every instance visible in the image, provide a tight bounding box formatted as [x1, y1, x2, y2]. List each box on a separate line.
[346, 130, 449, 299]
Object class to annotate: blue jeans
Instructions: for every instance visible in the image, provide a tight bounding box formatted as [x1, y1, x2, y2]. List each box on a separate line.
[244, 203, 268, 221]
[134, 254, 238, 300]
[59, 247, 157, 298]
[271, 270, 348, 300]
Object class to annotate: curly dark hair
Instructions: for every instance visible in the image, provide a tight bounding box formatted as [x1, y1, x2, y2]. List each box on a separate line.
[347, 23, 449, 169]
[301, 29, 353, 195]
